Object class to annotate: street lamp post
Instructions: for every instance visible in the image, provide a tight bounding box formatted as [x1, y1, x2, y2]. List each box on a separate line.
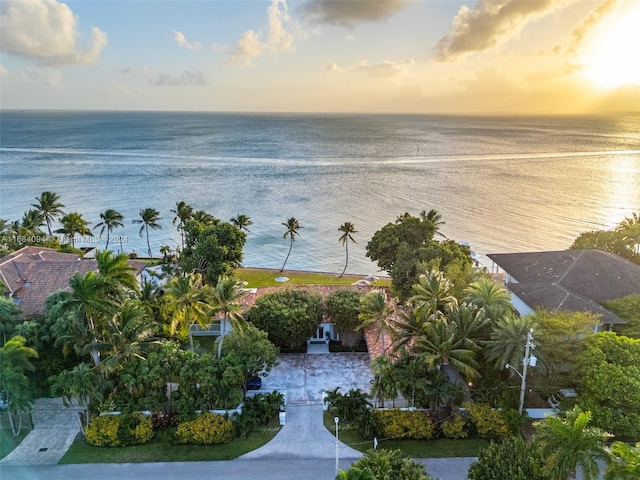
[505, 328, 536, 415]
[334, 416, 339, 476]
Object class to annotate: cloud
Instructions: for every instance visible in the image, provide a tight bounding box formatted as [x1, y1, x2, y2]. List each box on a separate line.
[121, 65, 150, 75]
[224, 30, 265, 65]
[172, 31, 202, 52]
[225, 0, 296, 66]
[434, 0, 565, 61]
[326, 63, 344, 73]
[0, 64, 8, 78]
[301, 0, 408, 28]
[0, 0, 107, 65]
[345, 34, 355, 41]
[149, 70, 211, 86]
[352, 59, 414, 79]
[456, 67, 523, 98]
[552, 0, 620, 55]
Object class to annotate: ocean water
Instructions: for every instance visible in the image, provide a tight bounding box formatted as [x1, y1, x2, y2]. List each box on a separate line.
[1, 111, 639, 274]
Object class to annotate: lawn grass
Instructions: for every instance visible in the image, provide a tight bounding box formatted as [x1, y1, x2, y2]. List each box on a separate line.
[59, 420, 281, 464]
[236, 267, 391, 288]
[322, 412, 487, 458]
[0, 426, 28, 460]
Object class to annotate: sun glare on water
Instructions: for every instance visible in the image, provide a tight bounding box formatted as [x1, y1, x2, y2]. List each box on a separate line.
[582, 7, 640, 89]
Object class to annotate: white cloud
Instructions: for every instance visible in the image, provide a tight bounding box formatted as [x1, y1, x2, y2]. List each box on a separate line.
[0, 0, 107, 66]
[149, 70, 211, 86]
[172, 31, 202, 52]
[211, 43, 228, 54]
[434, 0, 569, 61]
[345, 34, 355, 41]
[326, 63, 344, 73]
[302, 0, 408, 28]
[121, 65, 150, 75]
[352, 59, 414, 79]
[224, 30, 265, 65]
[19, 66, 62, 87]
[0, 64, 8, 78]
[224, 0, 297, 66]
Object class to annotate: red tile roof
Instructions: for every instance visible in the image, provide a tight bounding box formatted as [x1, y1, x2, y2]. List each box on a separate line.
[0, 246, 146, 317]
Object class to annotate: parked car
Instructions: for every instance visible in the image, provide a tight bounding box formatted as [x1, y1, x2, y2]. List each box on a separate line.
[247, 376, 262, 390]
[547, 388, 577, 409]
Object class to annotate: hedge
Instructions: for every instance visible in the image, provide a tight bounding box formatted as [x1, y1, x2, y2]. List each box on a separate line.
[85, 413, 154, 447]
[374, 410, 435, 440]
[174, 413, 234, 445]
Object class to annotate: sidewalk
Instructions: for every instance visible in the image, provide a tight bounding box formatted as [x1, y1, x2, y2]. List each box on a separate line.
[0, 397, 83, 466]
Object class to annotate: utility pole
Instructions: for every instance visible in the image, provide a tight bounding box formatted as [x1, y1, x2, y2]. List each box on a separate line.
[506, 328, 536, 415]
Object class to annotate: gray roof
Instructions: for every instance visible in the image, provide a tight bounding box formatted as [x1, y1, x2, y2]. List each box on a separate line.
[487, 249, 640, 325]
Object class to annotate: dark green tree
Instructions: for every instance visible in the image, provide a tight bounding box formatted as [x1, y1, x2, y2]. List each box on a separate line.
[247, 290, 322, 349]
[338, 221, 357, 277]
[136, 208, 162, 259]
[94, 209, 124, 252]
[55, 212, 91, 247]
[230, 214, 253, 232]
[336, 449, 434, 480]
[325, 290, 363, 347]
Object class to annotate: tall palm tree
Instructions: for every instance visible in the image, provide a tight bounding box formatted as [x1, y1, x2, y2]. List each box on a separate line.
[338, 222, 357, 277]
[280, 217, 302, 272]
[32, 191, 65, 236]
[0, 335, 38, 372]
[55, 212, 91, 248]
[230, 214, 253, 232]
[463, 278, 513, 322]
[483, 313, 537, 370]
[162, 273, 211, 350]
[136, 208, 162, 259]
[171, 201, 194, 251]
[210, 275, 246, 359]
[605, 441, 640, 480]
[94, 209, 124, 252]
[534, 406, 611, 480]
[356, 289, 395, 356]
[408, 270, 458, 322]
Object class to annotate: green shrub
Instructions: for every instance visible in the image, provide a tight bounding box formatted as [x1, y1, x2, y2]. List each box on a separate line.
[375, 410, 435, 440]
[175, 413, 233, 445]
[467, 437, 545, 480]
[463, 402, 510, 441]
[85, 413, 154, 447]
[441, 413, 468, 439]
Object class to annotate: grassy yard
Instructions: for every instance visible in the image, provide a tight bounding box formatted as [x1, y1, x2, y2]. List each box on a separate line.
[322, 412, 487, 458]
[60, 419, 281, 464]
[235, 267, 391, 288]
[0, 420, 29, 460]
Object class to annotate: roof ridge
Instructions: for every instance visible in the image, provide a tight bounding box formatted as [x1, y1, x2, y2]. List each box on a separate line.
[556, 249, 583, 284]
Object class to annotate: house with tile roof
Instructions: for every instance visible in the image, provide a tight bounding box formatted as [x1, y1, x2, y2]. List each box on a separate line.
[0, 246, 147, 317]
[487, 249, 640, 330]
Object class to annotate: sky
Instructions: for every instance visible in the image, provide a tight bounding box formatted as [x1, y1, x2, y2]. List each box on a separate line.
[1, 0, 640, 114]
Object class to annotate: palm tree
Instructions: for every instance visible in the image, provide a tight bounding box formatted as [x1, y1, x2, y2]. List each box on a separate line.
[280, 217, 302, 272]
[463, 278, 513, 322]
[162, 273, 211, 350]
[95, 250, 139, 298]
[171, 201, 193, 251]
[94, 209, 124, 252]
[605, 441, 640, 480]
[617, 212, 640, 255]
[338, 222, 357, 277]
[192, 210, 216, 226]
[55, 212, 91, 248]
[20, 209, 45, 234]
[230, 214, 253, 232]
[356, 289, 395, 356]
[0, 368, 33, 436]
[420, 208, 447, 239]
[483, 313, 537, 370]
[136, 208, 162, 258]
[210, 275, 246, 359]
[414, 318, 480, 381]
[408, 270, 458, 322]
[32, 191, 65, 236]
[99, 301, 160, 374]
[534, 406, 611, 480]
[0, 336, 38, 372]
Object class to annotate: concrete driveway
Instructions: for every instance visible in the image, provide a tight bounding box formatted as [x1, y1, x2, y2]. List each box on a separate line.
[258, 353, 374, 404]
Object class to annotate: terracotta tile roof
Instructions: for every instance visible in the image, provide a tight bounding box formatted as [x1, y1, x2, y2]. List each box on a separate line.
[0, 246, 146, 317]
[487, 249, 640, 326]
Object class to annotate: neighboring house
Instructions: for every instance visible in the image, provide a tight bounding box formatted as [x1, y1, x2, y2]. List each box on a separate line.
[487, 249, 640, 331]
[0, 246, 147, 317]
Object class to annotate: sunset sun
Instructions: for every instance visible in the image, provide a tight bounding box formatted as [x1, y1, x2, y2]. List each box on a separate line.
[582, 7, 640, 89]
